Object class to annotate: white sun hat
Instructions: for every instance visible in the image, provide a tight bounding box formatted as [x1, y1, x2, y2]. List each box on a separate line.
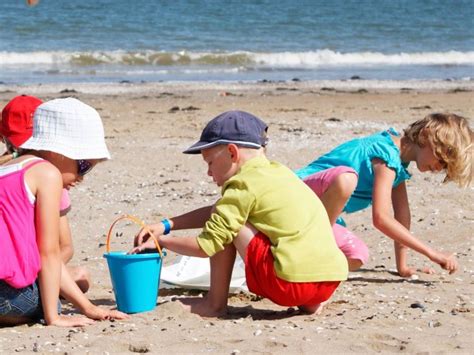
[21, 97, 111, 160]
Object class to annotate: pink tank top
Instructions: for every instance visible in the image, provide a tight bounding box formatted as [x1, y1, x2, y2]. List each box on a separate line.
[0, 160, 45, 288]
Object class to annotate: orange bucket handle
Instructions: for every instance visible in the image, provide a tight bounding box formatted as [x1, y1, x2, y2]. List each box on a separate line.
[105, 214, 163, 257]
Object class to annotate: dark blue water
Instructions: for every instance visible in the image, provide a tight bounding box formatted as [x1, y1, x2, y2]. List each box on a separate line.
[1, 0, 473, 84]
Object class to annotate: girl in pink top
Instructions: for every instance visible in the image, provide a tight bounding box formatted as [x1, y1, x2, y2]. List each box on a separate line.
[0, 97, 127, 327]
[1, 95, 90, 293]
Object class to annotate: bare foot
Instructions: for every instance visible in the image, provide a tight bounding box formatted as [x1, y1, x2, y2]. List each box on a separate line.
[299, 300, 329, 315]
[177, 296, 227, 317]
[419, 266, 436, 275]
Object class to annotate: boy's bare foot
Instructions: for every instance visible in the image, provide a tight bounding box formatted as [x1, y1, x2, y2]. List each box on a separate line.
[177, 296, 227, 317]
[298, 300, 329, 315]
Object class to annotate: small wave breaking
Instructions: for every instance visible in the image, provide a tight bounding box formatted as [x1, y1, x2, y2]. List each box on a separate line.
[1, 49, 473, 67]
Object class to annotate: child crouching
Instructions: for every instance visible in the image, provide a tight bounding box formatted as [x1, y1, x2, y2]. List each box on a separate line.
[132, 111, 348, 316]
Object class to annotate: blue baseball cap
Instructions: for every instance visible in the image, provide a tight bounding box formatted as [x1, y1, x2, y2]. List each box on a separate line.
[183, 110, 268, 154]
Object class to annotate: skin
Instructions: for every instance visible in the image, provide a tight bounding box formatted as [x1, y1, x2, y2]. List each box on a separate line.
[1, 153, 128, 327]
[58, 216, 90, 292]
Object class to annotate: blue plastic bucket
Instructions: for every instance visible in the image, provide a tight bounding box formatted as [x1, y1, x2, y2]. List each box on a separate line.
[104, 251, 162, 313]
[103, 215, 165, 314]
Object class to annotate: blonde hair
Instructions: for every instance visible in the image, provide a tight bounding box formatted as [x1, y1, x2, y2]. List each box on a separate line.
[403, 113, 472, 187]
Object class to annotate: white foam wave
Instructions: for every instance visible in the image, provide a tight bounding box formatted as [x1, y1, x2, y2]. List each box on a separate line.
[0, 49, 473, 67]
[252, 50, 474, 67]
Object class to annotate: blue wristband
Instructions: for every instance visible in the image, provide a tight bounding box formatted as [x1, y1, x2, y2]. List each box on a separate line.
[161, 218, 171, 235]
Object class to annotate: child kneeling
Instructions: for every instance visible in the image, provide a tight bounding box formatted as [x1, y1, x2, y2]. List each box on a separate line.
[134, 111, 348, 316]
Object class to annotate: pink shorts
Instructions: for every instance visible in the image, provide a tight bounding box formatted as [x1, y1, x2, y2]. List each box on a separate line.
[303, 166, 369, 264]
[245, 233, 340, 308]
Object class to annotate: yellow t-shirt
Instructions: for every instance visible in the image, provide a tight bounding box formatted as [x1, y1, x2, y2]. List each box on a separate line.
[197, 156, 348, 283]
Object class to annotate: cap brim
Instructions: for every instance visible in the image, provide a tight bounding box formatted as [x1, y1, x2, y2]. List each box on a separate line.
[183, 139, 263, 154]
[183, 141, 221, 154]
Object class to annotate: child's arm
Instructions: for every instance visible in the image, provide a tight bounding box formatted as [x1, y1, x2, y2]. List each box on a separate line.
[33, 165, 93, 327]
[132, 234, 207, 257]
[59, 215, 74, 263]
[391, 182, 436, 276]
[391, 181, 417, 276]
[59, 262, 128, 321]
[371, 159, 458, 275]
[134, 205, 213, 246]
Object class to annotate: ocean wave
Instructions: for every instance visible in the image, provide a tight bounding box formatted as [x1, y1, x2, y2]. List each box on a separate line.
[1, 49, 473, 67]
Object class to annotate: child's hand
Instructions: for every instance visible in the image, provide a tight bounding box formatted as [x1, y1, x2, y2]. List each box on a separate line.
[84, 305, 129, 321]
[430, 251, 458, 274]
[128, 237, 158, 254]
[49, 315, 95, 327]
[133, 223, 165, 247]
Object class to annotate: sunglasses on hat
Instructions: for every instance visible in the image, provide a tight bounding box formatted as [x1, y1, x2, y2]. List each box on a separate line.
[76, 160, 93, 176]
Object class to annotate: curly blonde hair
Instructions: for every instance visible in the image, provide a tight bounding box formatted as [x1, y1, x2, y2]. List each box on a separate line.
[404, 113, 472, 187]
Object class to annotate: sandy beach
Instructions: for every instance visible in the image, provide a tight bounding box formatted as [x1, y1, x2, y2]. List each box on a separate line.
[0, 81, 473, 354]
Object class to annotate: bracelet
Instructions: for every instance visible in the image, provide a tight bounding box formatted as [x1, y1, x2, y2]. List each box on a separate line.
[161, 218, 171, 235]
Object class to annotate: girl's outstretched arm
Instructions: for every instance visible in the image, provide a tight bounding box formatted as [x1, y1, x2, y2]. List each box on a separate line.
[391, 182, 436, 276]
[371, 159, 458, 275]
[391, 181, 417, 276]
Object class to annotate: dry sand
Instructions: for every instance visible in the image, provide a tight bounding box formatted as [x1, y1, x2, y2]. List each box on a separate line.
[0, 81, 473, 354]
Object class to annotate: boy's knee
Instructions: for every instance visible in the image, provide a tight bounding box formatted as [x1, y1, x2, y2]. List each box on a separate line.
[235, 223, 259, 259]
[237, 223, 258, 238]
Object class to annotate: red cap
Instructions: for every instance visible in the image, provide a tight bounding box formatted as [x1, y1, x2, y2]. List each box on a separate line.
[0, 95, 43, 148]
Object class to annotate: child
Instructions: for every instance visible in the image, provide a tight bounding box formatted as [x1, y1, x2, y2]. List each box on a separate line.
[132, 110, 348, 317]
[0, 95, 90, 293]
[296, 113, 472, 277]
[0, 97, 128, 326]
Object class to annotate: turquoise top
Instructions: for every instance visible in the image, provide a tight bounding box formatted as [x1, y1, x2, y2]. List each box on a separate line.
[296, 128, 411, 213]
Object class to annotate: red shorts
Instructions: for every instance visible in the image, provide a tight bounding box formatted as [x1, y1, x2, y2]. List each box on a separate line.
[245, 233, 340, 307]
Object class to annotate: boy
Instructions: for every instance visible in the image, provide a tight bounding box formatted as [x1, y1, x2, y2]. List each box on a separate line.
[133, 111, 348, 317]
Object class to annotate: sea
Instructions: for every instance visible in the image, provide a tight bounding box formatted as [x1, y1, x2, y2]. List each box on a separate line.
[1, 0, 473, 85]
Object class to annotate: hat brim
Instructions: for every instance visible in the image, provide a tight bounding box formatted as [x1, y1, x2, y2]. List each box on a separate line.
[183, 139, 263, 154]
[21, 136, 111, 160]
